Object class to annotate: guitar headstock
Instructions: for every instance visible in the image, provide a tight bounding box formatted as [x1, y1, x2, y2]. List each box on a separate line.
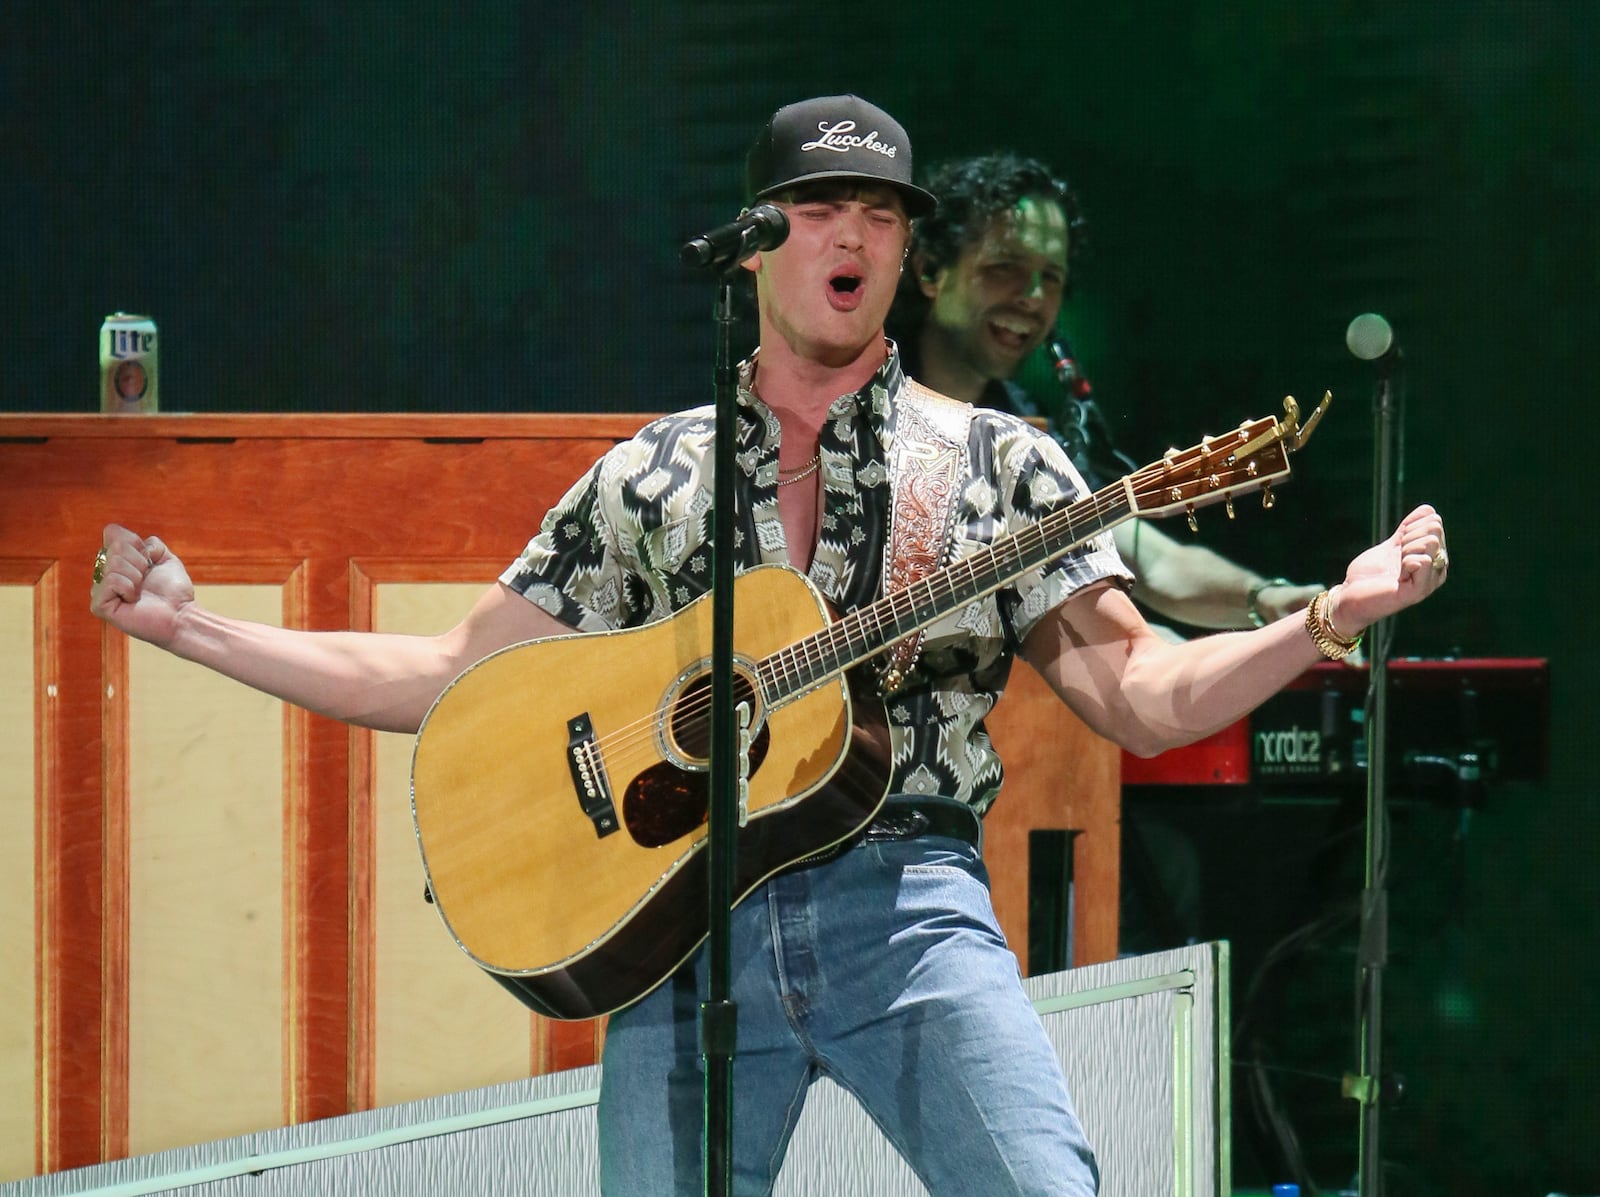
[1125, 392, 1330, 523]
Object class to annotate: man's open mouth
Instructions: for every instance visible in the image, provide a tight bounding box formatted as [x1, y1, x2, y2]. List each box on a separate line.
[826, 270, 865, 310]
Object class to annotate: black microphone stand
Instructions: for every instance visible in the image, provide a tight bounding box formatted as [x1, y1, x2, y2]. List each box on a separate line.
[681, 207, 787, 1197]
[702, 267, 742, 1197]
[681, 206, 786, 1196]
[1352, 344, 1404, 1197]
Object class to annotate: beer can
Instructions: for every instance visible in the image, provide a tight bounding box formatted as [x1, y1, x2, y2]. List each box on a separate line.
[100, 312, 159, 413]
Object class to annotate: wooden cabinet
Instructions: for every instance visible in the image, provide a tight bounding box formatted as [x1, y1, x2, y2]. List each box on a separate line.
[0, 413, 1116, 1180]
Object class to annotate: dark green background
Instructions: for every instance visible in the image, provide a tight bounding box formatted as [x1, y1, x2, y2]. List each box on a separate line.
[6, 2, 1595, 1191]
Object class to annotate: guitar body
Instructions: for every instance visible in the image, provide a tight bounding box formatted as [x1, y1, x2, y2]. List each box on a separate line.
[411, 563, 892, 1020]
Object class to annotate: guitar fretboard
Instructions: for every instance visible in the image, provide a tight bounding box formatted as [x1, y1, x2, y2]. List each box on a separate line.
[757, 478, 1134, 704]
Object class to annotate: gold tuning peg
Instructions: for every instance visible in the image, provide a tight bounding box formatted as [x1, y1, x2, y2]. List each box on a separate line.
[1285, 390, 1332, 452]
[1225, 496, 1236, 520]
[1186, 507, 1199, 532]
[1261, 483, 1276, 509]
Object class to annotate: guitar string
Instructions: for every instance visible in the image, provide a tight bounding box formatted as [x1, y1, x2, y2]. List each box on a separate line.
[573, 437, 1271, 776]
[575, 480, 1140, 776]
[580, 463, 1238, 776]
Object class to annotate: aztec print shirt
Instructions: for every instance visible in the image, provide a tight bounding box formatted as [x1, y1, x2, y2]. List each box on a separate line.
[500, 346, 1130, 814]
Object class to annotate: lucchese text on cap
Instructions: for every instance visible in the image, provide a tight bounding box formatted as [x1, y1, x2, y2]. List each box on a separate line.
[801, 120, 899, 158]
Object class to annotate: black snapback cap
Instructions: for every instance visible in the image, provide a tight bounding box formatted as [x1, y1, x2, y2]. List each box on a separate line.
[744, 94, 937, 218]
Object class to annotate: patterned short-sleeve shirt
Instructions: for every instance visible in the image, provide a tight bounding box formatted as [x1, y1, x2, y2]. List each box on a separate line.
[500, 345, 1130, 814]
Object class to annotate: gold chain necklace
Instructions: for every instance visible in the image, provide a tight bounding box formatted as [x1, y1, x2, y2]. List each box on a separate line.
[776, 453, 821, 487]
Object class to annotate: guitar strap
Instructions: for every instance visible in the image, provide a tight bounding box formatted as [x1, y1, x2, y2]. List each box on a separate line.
[879, 379, 975, 694]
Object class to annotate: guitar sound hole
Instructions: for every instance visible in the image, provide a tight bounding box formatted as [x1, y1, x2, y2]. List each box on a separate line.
[623, 670, 771, 849]
[668, 669, 760, 764]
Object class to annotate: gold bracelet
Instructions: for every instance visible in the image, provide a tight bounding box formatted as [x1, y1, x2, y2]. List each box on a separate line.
[1305, 589, 1362, 661]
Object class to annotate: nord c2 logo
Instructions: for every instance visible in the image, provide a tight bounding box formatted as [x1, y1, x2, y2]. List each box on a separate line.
[1255, 726, 1321, 768]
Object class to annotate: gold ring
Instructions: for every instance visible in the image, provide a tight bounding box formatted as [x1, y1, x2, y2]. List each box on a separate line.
[93, 547, 108, 585]
[1432, 548, 1449, 572]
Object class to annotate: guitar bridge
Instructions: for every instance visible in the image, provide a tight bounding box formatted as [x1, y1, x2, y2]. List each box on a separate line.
[566, 713, 618, 838]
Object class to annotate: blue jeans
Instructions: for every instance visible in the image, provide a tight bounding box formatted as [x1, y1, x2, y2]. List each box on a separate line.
[597, 800, 1100, 1195]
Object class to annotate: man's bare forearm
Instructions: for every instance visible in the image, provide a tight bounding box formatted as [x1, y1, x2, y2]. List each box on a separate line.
[165, 604, 464, 733]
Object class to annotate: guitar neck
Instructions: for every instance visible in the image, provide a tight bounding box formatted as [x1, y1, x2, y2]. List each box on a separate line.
[759, 477, 1136, 704]
[753, 395, 1323, 705]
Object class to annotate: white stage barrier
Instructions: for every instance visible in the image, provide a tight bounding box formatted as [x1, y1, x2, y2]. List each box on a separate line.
[10, 943, 1228, 1197]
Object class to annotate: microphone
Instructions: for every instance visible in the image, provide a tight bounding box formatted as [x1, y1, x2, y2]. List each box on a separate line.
[1046, 335, 1094, 399]
[1044, 332, 1135, 478]
[680, 203, 789, 271]
[1346, 312, 1403, 370]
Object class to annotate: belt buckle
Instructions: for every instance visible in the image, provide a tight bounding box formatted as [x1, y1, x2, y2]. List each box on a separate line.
[867, 808, 929, 841]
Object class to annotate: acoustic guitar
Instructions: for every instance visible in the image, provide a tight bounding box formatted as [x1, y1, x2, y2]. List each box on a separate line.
[410, 395, 1327, 1019]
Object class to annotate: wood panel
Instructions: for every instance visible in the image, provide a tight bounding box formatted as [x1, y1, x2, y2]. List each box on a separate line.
[370, 580, 534, 1106]
[986, 659, 1121, 970]
[0, 580, 39, 1184]
[126, 585, 286, 1155]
